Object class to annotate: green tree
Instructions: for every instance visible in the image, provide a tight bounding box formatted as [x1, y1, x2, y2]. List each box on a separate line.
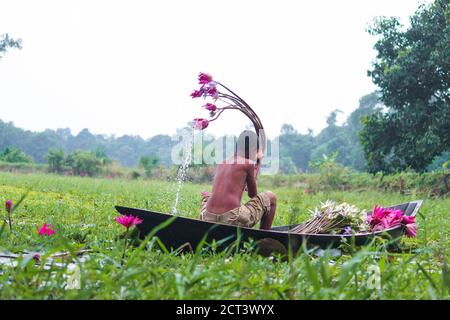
[0, 147, 33, 163]
[360, 0, 450, 173]
[46, 149, 65, 173]
[279, 124, 314, 172]
[139, 156, 159, 177]
[311, 110, 352, 168]
[347, 92, 383, 170]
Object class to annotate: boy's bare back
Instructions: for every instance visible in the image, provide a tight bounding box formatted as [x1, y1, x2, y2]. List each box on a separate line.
[205, 155, 258, 214]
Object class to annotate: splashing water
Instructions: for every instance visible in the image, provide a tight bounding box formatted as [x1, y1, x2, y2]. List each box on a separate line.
[172, 128, 194, 214]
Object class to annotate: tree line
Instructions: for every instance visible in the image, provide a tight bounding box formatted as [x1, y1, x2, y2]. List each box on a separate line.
[1, 0, 448, 175]
[1, 87, 447, 175]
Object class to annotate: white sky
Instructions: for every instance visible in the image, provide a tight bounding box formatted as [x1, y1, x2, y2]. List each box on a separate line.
[0, 0, 429, 140]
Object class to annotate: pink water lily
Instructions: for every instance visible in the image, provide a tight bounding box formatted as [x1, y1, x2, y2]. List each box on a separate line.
[191, 86, 218, 100]
[367, 206, 386, 225]
[203, 103, 217, 112]
[5, 200, 13, 213]
[38, 224, 56, 236]
[401, 215, 417, 237]
[206, 86, 218, 99]
[405, 223, 417, 237]
[192, 118, 209, 130]
[198, 72, 213, 84]
[191, 73, 218, 100]
[115, 214, 143, 230]
[402, 215, 415, 224]
[367, 206, 417, 237]
[368, 206, 402, 227]
[381, 210, 403, 228]
[191, 89, 204, 98]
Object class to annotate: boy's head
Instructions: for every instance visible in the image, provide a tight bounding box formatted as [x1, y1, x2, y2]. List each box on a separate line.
[236, 130, 259, 160]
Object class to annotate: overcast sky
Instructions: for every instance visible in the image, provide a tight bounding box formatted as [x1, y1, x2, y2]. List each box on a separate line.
[0, 0, 429, 140]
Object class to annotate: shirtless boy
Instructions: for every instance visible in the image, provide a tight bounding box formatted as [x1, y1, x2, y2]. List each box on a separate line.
[200, 130, 276, 229]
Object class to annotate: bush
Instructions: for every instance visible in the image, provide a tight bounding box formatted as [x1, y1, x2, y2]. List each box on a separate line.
[67, 151, 102, 177]
[308, 152, 351, 191]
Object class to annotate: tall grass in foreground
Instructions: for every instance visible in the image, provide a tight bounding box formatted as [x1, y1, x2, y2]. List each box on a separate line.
[0, 172, 449, 299]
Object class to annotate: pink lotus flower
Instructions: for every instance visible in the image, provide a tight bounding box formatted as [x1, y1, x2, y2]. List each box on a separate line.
[191, 89, 204, 98]
[367, 206, 402, 227]
[367, 206, 385, 225]
[206, 86, 218, 99]
[5, 200, 13, 213]
[402, 215, 415, 224]
[38, 224, 56, 236]
[402, 215, 417, 237]
[198, 72, 213, 84]
[115, 214, 143, 230]
[191, 72, 219, 99]
[381, 210, 403, 228]
[367, 206, 417, 237]
[191, 86, 218, 100]
[405, 223, 417, 237]
[203, 103, 217, 112]
[192, 118, 209, 130]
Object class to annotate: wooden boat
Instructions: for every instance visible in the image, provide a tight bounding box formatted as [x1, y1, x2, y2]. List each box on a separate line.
[115, 200, 422, 255]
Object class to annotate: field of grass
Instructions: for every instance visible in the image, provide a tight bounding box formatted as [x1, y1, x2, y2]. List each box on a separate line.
[0, 171, 449, 299]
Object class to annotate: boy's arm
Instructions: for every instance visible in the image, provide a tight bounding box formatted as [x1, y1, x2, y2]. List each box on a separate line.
[254, 162, 261, 180]
[245, 164, 258, 198]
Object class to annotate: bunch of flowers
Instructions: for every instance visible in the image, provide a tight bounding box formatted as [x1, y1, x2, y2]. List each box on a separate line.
[367, 206, 417, 237]
[290, 200, 369, 235]
[190, 72, 266, 160]
[290, 200, 417, 237]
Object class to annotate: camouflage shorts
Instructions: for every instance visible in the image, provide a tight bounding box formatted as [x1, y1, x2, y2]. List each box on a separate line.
[199, 192, 271, 228]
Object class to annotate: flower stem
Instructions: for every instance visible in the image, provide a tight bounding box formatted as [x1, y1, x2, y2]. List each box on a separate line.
[7, 210, 12, 232]
[120, 228, 129, 267]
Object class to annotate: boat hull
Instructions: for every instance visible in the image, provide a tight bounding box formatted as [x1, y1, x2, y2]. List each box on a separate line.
[115, 200, 422, 254]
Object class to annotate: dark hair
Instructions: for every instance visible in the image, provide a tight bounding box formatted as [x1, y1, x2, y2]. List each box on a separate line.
[236, 130, 259, 158]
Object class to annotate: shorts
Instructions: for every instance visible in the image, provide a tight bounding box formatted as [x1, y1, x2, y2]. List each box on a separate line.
[199, 192, 271, 228]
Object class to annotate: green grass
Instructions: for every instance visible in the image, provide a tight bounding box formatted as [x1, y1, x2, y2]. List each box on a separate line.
[0, 172, 449, 299]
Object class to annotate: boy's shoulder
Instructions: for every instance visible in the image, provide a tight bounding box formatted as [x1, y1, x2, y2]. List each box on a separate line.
[219, 157, 255, 173]
[223, 156, 256, 166]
